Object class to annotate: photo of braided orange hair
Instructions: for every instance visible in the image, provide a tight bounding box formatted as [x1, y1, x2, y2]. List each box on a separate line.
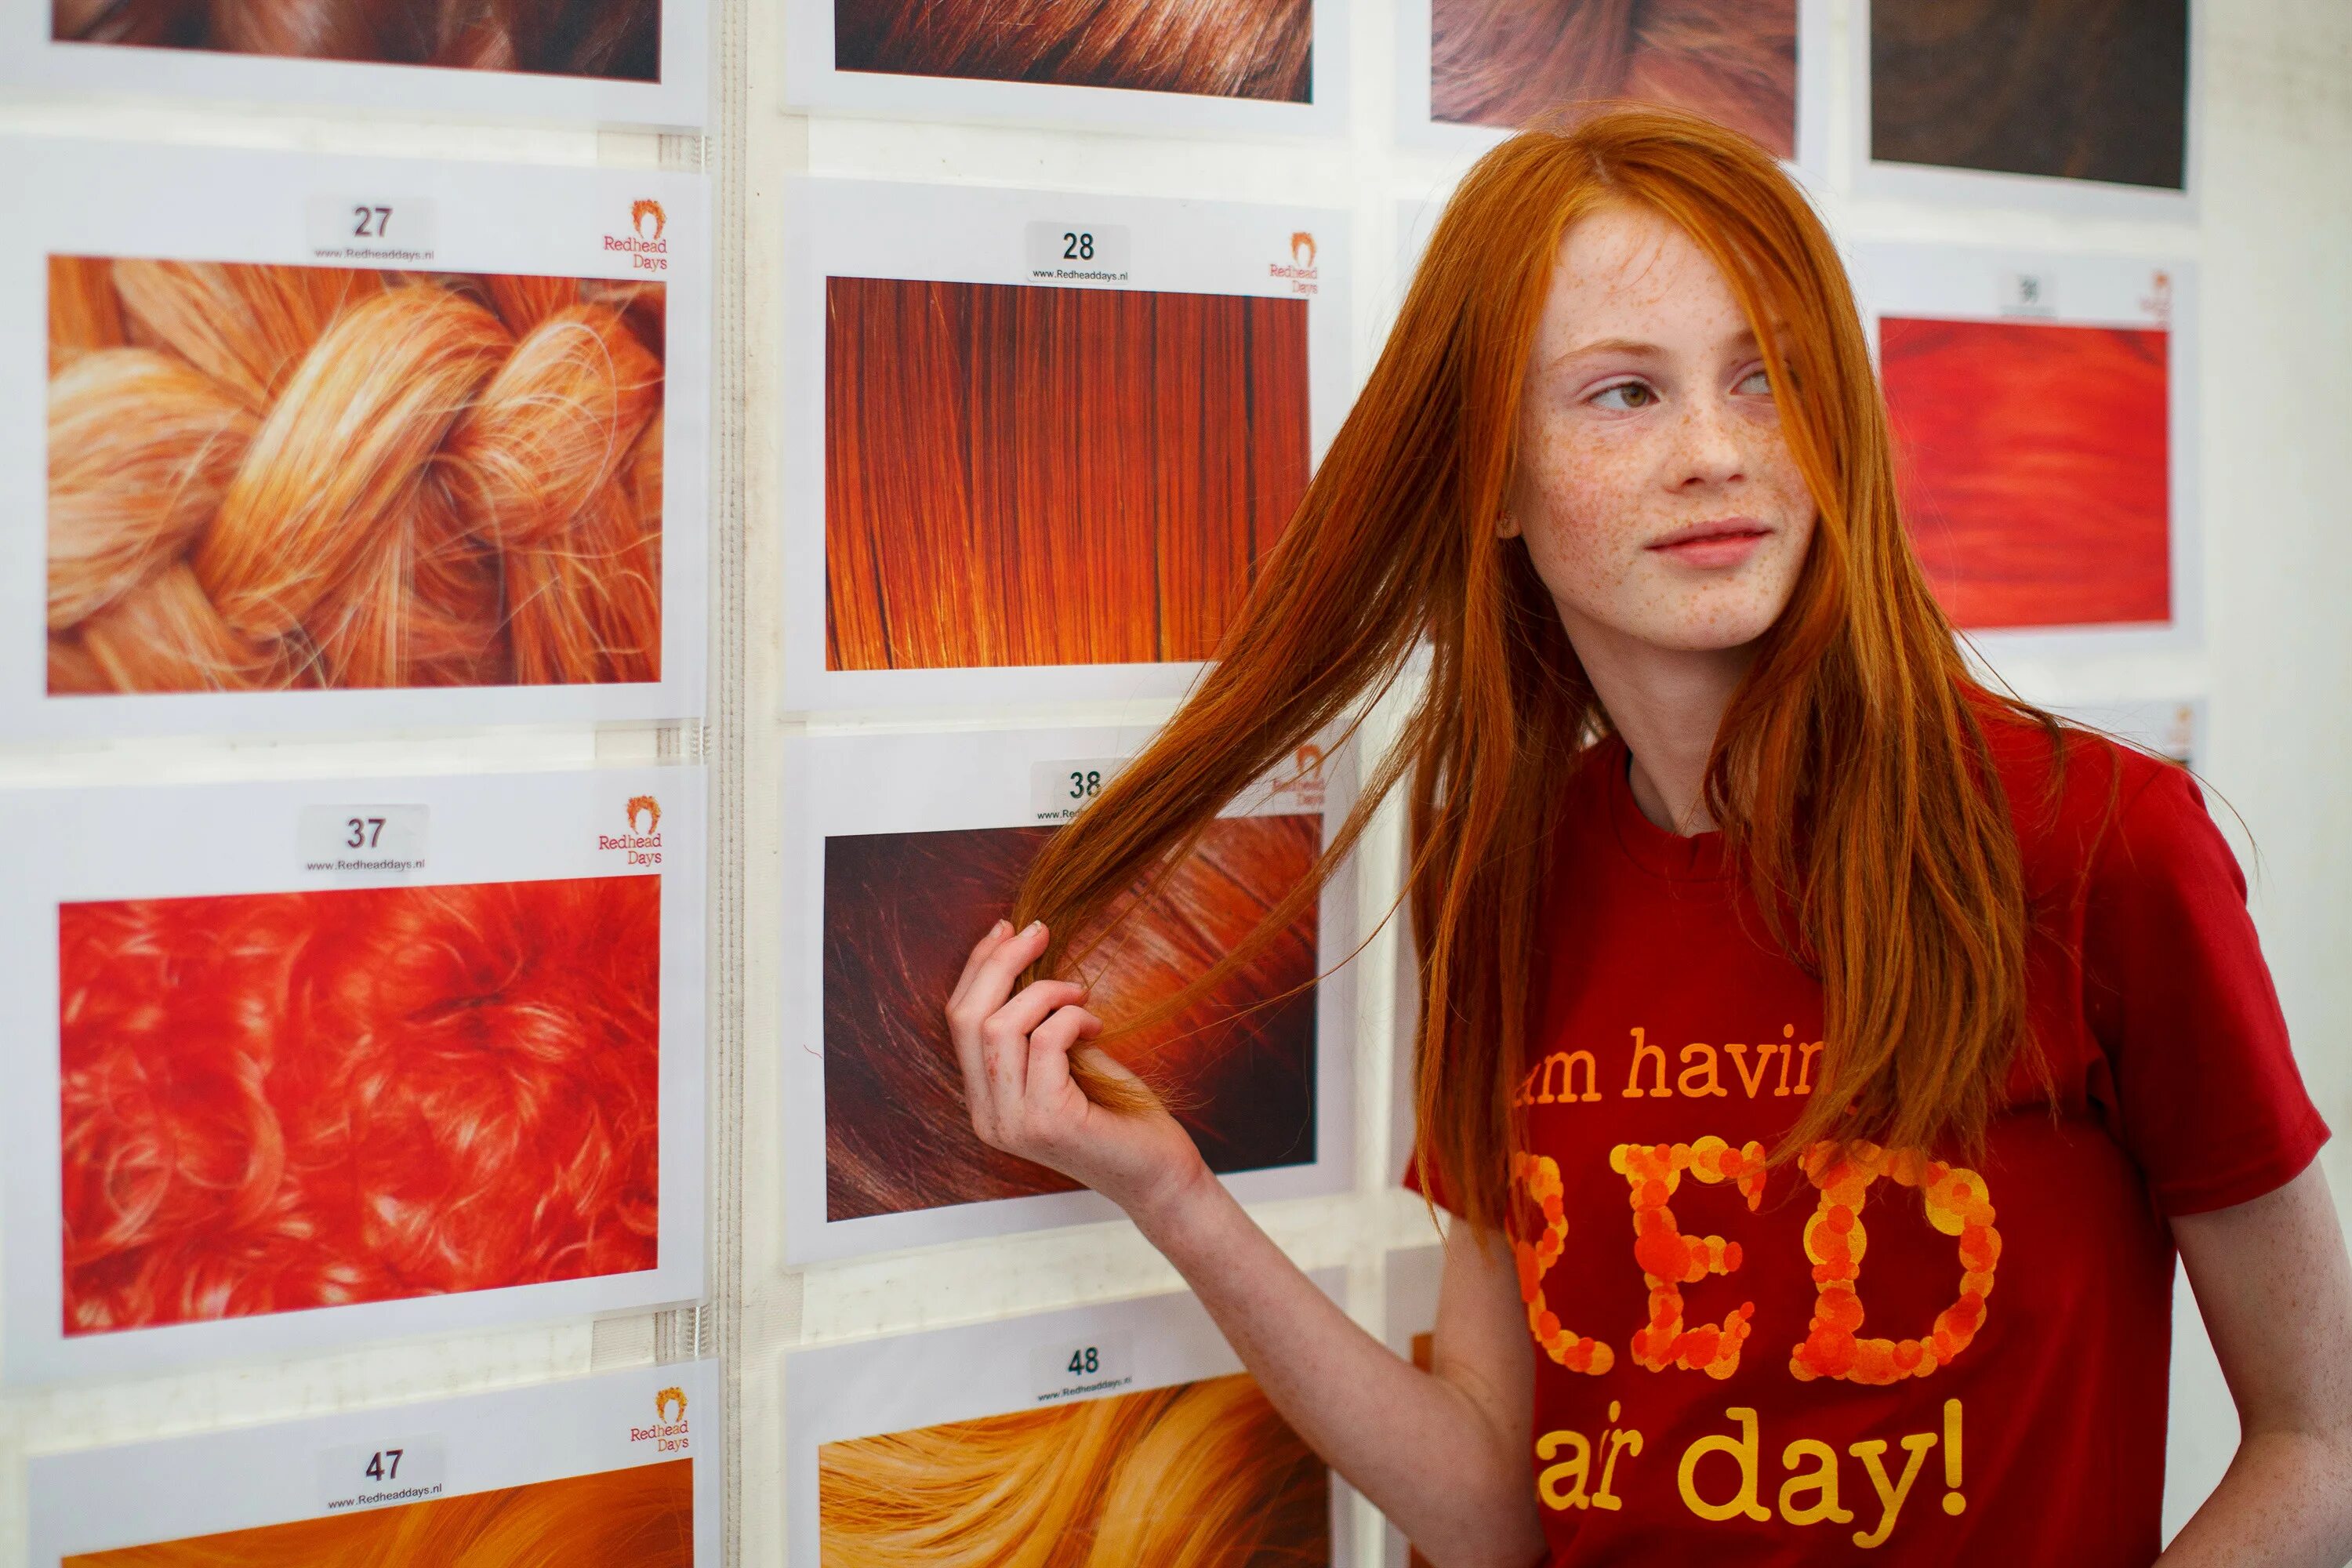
[818, 1374, 1328, 1565]
[46, 256, 665, 695]
[51, 0, 662, 82]
[59, 875, 661, 1333]
[64, 1457, 692, 1566]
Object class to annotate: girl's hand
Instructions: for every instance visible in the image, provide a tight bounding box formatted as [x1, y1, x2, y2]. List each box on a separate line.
[945, 919, 1210, 1223]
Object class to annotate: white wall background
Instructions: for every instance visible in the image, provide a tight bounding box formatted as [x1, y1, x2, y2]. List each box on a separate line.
[2, 1, 2348, 1563]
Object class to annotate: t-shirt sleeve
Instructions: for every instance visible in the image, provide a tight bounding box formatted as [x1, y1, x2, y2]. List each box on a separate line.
[2081, 763, 2330, 1216]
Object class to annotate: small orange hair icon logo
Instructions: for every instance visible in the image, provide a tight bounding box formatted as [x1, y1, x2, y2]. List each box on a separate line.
[632, 199, 666, 241]
[1293, 742, 1325, 782]
[627, 795, 662, 835]
[656, 1387, 688, 1424]
[1290, 231, 1316, 268]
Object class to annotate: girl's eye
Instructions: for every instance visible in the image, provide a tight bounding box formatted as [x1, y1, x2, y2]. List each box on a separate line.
[1591, 381, 1657, 411]
[1736, 368, 1774, 396]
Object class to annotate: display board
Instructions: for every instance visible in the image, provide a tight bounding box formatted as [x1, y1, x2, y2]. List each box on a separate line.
[781, 175, 1349, 711]
[27, 1361, 720, 1564]
[1856, 0, 2196, 219]
[0, 764, 707, 1385]
[2050, 698, 2206, 767]
[781, 724, 1356, 1261]
[1854, 243, 2197, 656]
[1396, 0, 1831, 176]
[783, 0, 1348, 136]
[785, 1280, 1349, 1564]
[3, 135, 710, 740]
[2, 0, 710, 127]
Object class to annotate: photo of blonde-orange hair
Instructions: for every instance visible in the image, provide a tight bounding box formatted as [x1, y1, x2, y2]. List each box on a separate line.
[818, 1374, 1327, 1565]
[64, 1457, 691, 1565]
[46, 256, 665, 695]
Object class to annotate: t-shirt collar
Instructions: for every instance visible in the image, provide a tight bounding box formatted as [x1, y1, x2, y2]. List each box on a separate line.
[1599, 735, 1733, 882]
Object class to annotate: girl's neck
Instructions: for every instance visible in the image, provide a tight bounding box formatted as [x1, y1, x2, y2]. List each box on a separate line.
[1559, 612, 1754, 837]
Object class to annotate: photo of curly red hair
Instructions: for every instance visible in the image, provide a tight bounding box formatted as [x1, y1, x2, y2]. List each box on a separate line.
[819, 1374, 1327, 1565]
[51, 0, 662, 81]
[46, 256, 666, 695]
[59, 874, 662, 1334]
[822, 815, 1320, 1221]
[64, 1457, 692, 1566]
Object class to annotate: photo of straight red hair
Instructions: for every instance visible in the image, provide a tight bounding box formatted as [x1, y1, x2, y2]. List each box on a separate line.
[60, 875, 660, 1331]
[1013, 104, 2053, 1233]
[47, 256, 665, 695]
[64, 1457, 691, 1566]
[825, 276, 1309, 672]
[1881, 314, 2169, 629]
[834, 0, 1311, 102]
[51, 0, 662, 81]
[1431, 0, 1795, 156]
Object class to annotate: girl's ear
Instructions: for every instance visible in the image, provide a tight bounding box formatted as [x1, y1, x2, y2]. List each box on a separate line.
[1496, 510, 1523, 539]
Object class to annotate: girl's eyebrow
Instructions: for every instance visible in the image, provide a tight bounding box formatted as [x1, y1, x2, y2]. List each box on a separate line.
[1547, 327, 1764, 372]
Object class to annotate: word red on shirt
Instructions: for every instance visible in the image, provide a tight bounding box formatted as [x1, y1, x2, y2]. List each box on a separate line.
[1410, 724, 2327, 1566]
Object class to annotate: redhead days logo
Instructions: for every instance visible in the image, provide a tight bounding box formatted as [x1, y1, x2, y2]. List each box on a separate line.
[633, 1385, 692, 1454]
[1271, 230, 1319, 296]
[601, 796, 664, 866]
[606, 198, 670, 273]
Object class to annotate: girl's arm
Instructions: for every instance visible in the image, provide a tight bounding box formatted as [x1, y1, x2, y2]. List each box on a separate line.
[947, 920, 1545, 1568]
[2158, 1161, 2352, 1567]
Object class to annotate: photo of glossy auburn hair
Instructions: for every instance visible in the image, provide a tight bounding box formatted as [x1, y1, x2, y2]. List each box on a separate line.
[60, 875, 660, 1333]
[52, 0, 661, 81]
[835, 0, 1309, 102]
[825, 277, 1309, 671]
[47, 256, 665, 695]
[826, 814, 1319, 1220]
[1882, 315, 2169, 630]
[1431, 0, 1795, 156]
[66, 1457, 691, 1566]
[1872, 0, 2187, 190]
[819, 1374, 1327, 1566]
[1009, 104, 2062, 1234]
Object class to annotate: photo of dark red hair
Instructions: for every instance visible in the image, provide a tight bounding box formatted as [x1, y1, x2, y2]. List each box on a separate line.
[58, 875, 661, 1334]
[833, 0, 1310, 102]
[1879, 314, 2169, 630]
[823, 814, 1319, 1221]
[51, 0, 662, 82]
[824, 277, 1310, 672]
[1429, 0, 1794, 155]
[819, 1374, 1327, 1565]
[64, 1458, 691, 1566]
[1871, 0, 2187, 189]
[47, 256, 665, 695]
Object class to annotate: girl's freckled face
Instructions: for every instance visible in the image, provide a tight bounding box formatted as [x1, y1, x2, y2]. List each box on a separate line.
[1506, 202, 1819, 655]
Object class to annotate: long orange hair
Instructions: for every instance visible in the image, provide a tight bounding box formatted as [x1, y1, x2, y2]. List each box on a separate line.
[1013, 105, 2050, 1232]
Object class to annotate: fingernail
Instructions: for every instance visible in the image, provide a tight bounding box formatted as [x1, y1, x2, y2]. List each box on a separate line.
[1025, 920, 1045, 936]
[991, 919, 1011, 938]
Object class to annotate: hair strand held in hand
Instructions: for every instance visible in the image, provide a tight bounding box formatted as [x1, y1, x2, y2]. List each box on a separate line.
[1009, 104, 2060, 1231]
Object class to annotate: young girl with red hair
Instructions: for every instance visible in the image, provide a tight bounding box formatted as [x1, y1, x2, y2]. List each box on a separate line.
[944, 107, 2352, 1565]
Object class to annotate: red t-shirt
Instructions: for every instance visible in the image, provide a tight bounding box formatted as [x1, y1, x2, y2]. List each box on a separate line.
[1408, 724, 2328, 1566]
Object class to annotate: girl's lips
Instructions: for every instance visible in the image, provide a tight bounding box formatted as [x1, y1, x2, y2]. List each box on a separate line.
[1648, 521, 1771, 568]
